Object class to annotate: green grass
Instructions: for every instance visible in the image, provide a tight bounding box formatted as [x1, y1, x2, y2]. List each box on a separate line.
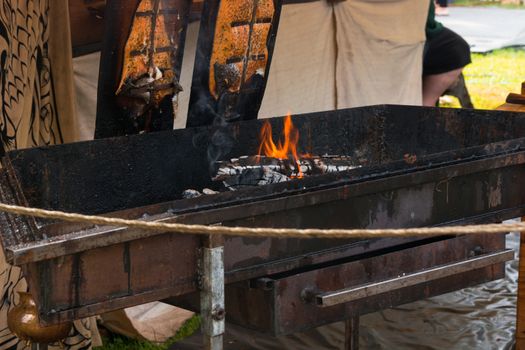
[96, 315, 200, 350]
[452, 0, 524, 8]
[441, 48, 525, 109]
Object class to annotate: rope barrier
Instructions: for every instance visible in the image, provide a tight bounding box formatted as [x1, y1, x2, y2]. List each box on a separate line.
[0, 202, 522, 240]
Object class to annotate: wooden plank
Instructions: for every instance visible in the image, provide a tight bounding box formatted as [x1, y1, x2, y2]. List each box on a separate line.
[506, 93, 525, 105]
[499, 80, 525, 110]
[186, 0, 283, 127]
[497, 103, 525, 112]
[69, 0, 202, 57]
[95, 0, 191, 138]
[69, 0, 106, 57]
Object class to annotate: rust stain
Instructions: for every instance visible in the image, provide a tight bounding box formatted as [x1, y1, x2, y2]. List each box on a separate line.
[488, 175, 502, 208]
[403, 154, 417, 165]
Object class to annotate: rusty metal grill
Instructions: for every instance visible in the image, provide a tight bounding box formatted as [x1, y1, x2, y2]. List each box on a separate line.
[0, 105, 522, 337]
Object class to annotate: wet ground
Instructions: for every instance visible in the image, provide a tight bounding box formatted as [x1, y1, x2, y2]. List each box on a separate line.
[358, 232, 518, 349]
[174, 232, 519, 349]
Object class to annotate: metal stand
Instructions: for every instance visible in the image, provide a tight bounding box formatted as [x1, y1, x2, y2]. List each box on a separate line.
[31, 344, 48, 350]
[345, 316, 359, 350]
[200, 235, 225, 350]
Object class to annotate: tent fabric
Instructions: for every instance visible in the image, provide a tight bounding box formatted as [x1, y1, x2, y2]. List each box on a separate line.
[0, 0, 79, 153]
[258, 0, 428, 119]
[73, 52, 100, 141]
[100, 303, 194, 343]
[258, 1, 337, 117]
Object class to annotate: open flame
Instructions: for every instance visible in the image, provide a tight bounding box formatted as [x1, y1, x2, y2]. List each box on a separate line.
[257, 114, 306, 178]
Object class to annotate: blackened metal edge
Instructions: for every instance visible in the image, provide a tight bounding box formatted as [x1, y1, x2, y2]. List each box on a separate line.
[15, 134, 525, 237]
[6, 105, 525, 217]
[75, 135, 525, 227]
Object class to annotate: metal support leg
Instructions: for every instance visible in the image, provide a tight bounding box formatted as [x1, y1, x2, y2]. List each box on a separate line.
[345, 316, 359, 350]
[200, 235, 225, 350]
[31, 343, 48, 350]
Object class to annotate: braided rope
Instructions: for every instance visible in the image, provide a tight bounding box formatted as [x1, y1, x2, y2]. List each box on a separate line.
[0, 202, 522, 239]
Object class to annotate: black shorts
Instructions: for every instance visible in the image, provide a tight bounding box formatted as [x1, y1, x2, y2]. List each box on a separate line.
[423, 27, 471, 76]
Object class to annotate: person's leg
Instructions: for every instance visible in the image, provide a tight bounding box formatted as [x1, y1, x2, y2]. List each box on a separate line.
[422, 68, 463, 106]
[435, 0, 449, 15]
[423, 27, 471, 106]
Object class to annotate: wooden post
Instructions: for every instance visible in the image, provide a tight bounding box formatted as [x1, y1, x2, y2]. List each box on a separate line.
[186, 0, 283, 127]
[517, 225, 525, 349]
[95, 0, 191, 138]
[497, 80, 525, 112]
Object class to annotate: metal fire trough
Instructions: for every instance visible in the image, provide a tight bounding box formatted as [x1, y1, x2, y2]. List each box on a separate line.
[0, 105, 523, 347]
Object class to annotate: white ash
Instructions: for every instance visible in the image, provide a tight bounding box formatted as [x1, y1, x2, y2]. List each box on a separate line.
[182, 189, 202, 199]
[214, 155, 361, 181]
[222, 167, 291, 191]
[183, 155, 361, 198]
[182, 188, 219, 199]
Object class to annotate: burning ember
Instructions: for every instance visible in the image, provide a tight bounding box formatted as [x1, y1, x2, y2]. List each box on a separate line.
[195, 114, 361, 195]
[257, 114, 306, 178]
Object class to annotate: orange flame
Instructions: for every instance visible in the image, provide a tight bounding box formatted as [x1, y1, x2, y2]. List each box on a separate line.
[257, 114, 305, 178]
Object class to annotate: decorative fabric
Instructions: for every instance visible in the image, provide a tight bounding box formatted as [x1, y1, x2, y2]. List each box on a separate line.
[0, 1, 96, 349]
[0, 0, 77, 154]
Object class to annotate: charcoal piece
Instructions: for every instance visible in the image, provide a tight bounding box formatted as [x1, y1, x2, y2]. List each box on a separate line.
[223, 167, 290, 191]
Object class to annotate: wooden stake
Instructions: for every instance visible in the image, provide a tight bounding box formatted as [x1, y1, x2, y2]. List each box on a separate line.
[497, 80, 525, 112]
[517, 224, 525, 349]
